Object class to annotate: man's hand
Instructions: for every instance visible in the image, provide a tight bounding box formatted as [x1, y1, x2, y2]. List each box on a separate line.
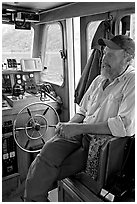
[55, 122, 81, 139]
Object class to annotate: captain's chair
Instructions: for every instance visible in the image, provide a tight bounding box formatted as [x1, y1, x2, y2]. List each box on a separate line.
[58, 135, 135, 202]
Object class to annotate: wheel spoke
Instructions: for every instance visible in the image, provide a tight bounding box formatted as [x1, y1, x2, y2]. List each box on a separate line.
[30, 130, 35, 138]
[38, 131, 43, 137]
[26, 126, 34, 130]
[40, 124, 47, 128]
[15, 127, 26, 131]
[43, 107, 49, 115]
[24, 140, 30, 149]
[27, 108, 36, 125]
[27, 107, 32, 117]
[48, 125, 56, 128]
[41, 138, 45, 144]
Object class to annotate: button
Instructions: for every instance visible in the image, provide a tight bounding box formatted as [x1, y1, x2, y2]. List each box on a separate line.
[10, 151, 15, 158]
[3, 153, 9, 160]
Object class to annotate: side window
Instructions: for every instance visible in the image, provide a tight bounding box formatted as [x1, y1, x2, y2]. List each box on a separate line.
[41, 23, 64, 86]
[119, 13, 135, 66]
[86, 21, 101, 59]
[119, 14, 135, 40]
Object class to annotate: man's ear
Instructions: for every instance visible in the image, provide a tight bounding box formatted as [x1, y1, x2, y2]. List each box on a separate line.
[124, 51, 133, 63]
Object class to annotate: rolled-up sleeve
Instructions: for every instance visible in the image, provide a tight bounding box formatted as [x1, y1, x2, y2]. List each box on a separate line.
[77, 75, 101, 117]
[76, 94, 88, 116]
[108, 75, 135, 137]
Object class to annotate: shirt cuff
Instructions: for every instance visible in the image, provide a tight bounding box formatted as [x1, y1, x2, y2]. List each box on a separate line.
[108, 116, 126, 137]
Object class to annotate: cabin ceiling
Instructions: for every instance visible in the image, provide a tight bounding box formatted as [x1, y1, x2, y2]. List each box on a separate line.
[2, 2, 73, 13]
[2, 2, 135, 24]
[2, 1, 135, 14]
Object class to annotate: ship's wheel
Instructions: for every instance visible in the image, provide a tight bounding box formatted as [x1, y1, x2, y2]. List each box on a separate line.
[13, 102, 60, 153]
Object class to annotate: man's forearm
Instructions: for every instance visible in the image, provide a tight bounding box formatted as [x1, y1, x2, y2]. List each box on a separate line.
[76, 122, 112, 135]
[55, 121, 112, 139]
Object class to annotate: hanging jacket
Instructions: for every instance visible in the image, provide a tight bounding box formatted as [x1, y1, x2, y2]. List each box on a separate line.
[74, 20, 111, 105]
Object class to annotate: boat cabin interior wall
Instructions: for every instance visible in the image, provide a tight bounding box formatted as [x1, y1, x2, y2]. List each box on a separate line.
[2, 1, 135, 202]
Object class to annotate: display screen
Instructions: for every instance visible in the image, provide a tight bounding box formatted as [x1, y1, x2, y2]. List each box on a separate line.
[20, 58, 42, 72]
[24, 59, 35, 70]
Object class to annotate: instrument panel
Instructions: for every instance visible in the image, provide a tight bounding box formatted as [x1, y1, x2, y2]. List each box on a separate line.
[2, 71, 38, 95]
[2, 120, 18, 177]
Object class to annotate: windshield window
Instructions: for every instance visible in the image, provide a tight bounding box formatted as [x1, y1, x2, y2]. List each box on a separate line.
[2, 24, 34, 65]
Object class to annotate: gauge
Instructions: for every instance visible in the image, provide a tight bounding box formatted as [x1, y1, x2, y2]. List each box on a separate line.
[17, 75, 21, 79]
[30, 73, 34, 78]
[17, 80, 21, 84]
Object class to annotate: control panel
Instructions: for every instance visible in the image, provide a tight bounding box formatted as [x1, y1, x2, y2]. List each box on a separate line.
[7, 59, 18, 69]
[2, 69, 62, 110]
[2, 71, 39, 96]
[2, 120, 18, 177]
[2, 74, 12, 94]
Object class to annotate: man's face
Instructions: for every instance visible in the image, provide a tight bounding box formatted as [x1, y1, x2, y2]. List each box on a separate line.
[101, 47, 125, 81]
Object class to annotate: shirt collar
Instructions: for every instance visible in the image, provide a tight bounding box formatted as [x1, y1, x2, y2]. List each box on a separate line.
[115, 65, 134, 82]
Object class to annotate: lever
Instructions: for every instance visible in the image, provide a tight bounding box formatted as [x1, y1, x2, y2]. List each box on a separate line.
[59, 50, 66, 59]
[44, 91, 62, 104]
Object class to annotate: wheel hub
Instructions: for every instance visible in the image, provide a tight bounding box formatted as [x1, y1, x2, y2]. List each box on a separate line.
[34, 123, 41, 131]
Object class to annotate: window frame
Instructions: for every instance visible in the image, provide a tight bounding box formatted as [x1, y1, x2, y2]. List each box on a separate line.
[86, 20, 102, 59]
[41, 21, 65, 87]
[113, 9, 135, 36]
[80, 13, 108, 72]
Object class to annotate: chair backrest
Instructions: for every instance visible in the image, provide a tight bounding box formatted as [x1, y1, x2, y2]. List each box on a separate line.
[105, 136, 130, 184]
[74, 136, 134, 195]
[105, 136, 135, 189]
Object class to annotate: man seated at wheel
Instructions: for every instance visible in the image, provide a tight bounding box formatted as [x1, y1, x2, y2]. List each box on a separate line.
[24, 35, 135, 202]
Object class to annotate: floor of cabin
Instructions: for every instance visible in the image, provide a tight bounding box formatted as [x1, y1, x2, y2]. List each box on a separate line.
[3, 175, 134, 202]
[2, 179, 25, 202]
[2, 178, 134, 202]
[3, 195, 23, 202]
[2, 179, 58, 202]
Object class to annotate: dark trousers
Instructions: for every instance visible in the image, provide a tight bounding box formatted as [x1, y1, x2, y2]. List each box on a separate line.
[24, 134, 90, 201]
